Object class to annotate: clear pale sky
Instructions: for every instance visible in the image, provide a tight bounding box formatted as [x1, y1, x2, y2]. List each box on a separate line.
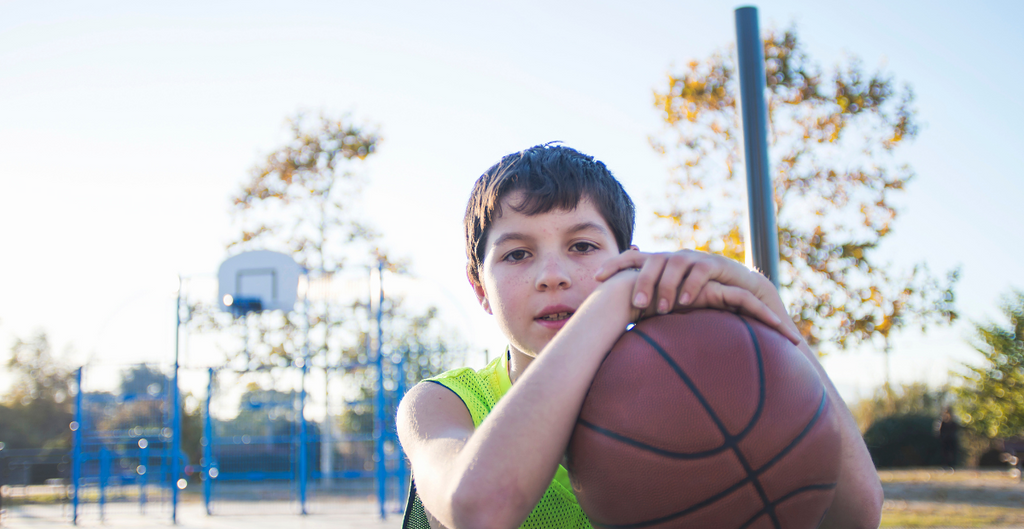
[2, 0, 1022, 401]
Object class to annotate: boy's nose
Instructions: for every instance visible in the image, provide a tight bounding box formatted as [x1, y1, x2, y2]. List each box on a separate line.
[535, 257, 572, 291]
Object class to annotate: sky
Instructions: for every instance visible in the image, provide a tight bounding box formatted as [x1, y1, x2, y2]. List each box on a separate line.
[1, 0, 1022, 403]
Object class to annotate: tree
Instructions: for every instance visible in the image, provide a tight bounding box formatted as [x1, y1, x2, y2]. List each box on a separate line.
[954, 291, 1024, 440]
[850, 382, 949, 433]
[190, 111, 465, 451]
[0, 332, 76, 449]
[119, 364, 168, 397]
[650, 28, 957, 356]
[229, 110, 380, 271]
[336, 303, 467, 438]
[186, 111, 383, 371]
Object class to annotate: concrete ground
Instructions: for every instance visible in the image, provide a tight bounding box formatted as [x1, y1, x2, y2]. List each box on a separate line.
[1, 501, 404, 528]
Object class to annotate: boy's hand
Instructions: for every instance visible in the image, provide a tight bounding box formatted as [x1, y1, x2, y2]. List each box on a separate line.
[594, 249, 801, 344]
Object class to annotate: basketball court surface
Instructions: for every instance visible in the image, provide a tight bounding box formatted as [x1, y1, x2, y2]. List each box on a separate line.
[1, 501, 402, 528]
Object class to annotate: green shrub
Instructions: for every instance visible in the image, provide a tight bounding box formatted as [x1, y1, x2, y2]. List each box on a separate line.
[863, 413, 943, 467]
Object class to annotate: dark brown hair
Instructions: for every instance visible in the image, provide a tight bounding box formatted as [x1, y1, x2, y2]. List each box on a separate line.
[464, 143, 635, 286]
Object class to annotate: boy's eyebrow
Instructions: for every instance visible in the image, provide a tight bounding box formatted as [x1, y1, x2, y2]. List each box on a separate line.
[490, 222, 610, 248]
[567, 221, 611, 237]
[490, 232, 532, 248]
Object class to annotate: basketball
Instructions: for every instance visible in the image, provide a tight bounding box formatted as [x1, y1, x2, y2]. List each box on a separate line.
[566, 309, 842, 528]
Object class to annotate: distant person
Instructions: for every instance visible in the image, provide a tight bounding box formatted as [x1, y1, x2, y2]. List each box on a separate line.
[938, 407, 960, 468]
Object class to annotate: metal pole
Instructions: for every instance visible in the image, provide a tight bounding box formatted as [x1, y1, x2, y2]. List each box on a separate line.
[99, 447, 108, 522]
[374, 259, 387, 519]
[298, 286, 310, 516]
[139, 441, 149, 514]
[203, 368, 214, 515]
[72, 367, 83, 525]
[395, 351, 408, 513]
[171, 276, 182, 523]
[735, 6, 781, 288]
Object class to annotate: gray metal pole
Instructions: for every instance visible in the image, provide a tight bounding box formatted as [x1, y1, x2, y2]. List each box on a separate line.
[735, 6, 781, 288]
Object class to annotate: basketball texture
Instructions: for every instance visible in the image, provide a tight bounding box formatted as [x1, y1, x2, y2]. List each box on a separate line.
[566, 309, 842, 529]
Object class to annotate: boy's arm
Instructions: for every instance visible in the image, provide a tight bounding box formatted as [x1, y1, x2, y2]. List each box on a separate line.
[398, 257, 824, 529]
[398, 270, 642, 529]
[802, 335, 885, 529]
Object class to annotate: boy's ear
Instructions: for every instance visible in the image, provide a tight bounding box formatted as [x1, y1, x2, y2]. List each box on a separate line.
[468, 272, 492, 315]
[630, 244, 639, 251]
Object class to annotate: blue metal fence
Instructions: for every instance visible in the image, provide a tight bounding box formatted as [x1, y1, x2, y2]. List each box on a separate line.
[70, 365, 185, 524]
[200, 358, 409, 517]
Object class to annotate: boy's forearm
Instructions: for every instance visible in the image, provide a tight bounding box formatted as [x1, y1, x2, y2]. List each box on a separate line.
[449, 273, 638, 528]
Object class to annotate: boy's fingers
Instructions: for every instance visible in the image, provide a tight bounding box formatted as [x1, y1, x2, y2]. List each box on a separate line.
[713, 285, 801, 345]
[656, 253, 691, 314]
[718, 285, 777, 323]
[594, 250, 646, 281]
[677, 258, 717, 306]
[631, 254, 666, 309]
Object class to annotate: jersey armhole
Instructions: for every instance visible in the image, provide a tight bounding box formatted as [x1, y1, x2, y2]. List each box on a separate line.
[423, 379, 475, 425]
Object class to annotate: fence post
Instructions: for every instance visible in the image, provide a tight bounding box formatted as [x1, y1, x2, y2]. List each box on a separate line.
[139, 440, 149, 514]
[98, 446, 108, 522]
[72, 367, 83, 525]
[203, 368, 214, 515]
[298, 352, 309, 514]
[374, 259, 387, 519]
[297, 281, 311, 515]
[395, 350, 408, 513]
[171, 278, 183, 524]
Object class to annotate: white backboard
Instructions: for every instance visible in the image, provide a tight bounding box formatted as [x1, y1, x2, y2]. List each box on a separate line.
[217, 250, 304, 315]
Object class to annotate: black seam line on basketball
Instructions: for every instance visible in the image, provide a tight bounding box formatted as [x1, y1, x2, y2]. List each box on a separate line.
[588, 472, 758, 529]
[740, 385, 830, 529]
[584, 327, 769, 529]
[729, 443, 781, 529]
[733, 315, 768, 442]
[735, 483, 839, 529]
[730, 315, 779, 528]
[590, 324, 830, 529]
[752, 386, 829, 476]
[584, 390, 831, 529]
[576, 418, 732, 459]
[632, 329, 735, 445]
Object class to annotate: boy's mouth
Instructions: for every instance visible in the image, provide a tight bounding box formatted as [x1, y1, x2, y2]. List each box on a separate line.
[537, 311, 573, 322]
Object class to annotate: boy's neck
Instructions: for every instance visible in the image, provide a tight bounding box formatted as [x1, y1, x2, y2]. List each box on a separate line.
[507, 346, 534, 385]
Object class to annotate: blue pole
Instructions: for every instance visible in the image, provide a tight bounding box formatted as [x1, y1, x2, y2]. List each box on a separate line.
[72, 367, 83, 525]
[99, 447, 108, 522]
[139, 441, 149, 514]
[297, 285, 311, 515]
[735, 6, 781, 288]
[171, 277, 182, 523]
[298, 339, 309, 514]
[395, 351, 407, 513]
[374, 259, 387, 519]
[203, 368, 214, 515]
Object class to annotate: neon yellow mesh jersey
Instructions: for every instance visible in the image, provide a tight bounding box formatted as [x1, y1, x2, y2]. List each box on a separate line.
[402, 352, 592, 529]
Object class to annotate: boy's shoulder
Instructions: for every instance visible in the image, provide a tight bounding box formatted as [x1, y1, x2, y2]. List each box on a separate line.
[421, 354, 510, 427]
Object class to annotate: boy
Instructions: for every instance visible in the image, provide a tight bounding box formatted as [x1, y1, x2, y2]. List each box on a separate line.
[397, 144, 882, 528]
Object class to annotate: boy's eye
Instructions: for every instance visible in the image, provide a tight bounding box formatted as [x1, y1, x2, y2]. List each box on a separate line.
[504, 249, 530, 262]
[571, 242, 598, 253]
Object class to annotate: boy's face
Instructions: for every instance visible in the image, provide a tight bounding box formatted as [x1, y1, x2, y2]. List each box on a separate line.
[473, 192, 621, 358]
